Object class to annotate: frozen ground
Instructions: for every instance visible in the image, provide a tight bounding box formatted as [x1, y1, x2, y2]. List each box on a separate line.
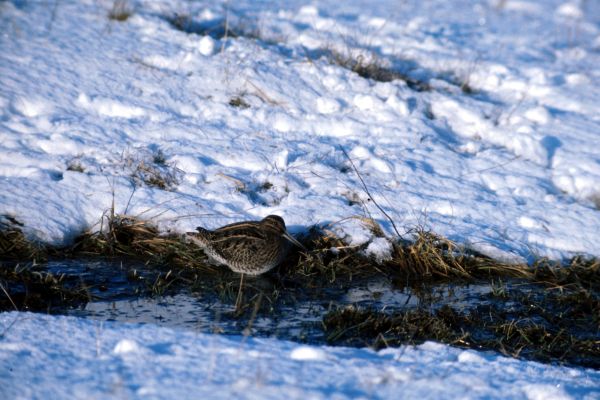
[1, 0, 600, 262]
[1, 312, 599, 400]
[1, 0, 600, 398]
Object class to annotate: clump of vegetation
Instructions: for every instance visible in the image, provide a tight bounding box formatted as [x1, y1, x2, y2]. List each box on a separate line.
[386, 229, 518, 280]
[122, 148, 183, 190]
[71, 212, 202, 268]
[323, 283, 600, 369]
[589, 192, 600, 210]
[0, 216, 46, 261]
[229, 96, 250, 109]
[108, 0, 134, 22]
[326, 49, 431, 91]
[0, 264, 88, 311]
[66, 156, 85, 173]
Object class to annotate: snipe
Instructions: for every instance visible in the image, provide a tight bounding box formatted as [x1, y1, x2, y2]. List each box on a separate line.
[187, 215, 305, 275]
[187, 215, 306, 309]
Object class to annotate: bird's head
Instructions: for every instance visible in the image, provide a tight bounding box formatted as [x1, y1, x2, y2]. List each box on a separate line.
[262, 215, 307, 251]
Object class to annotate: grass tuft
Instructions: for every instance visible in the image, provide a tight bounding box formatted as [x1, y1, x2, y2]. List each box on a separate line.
[0, 216, 46, 261]
[229, 96, 251, 109]
[122, 148, 183, 191]
[0, 264, 88, 311]
[66, 157, 85, 173]
[323, 292, 600, 369]
[108, 0, 134, 22]
[71, 212, 215, 273]
[327, 49, 431, 91]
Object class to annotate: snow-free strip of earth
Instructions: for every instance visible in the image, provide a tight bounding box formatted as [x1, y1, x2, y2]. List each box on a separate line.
[1, 0, 600, 264]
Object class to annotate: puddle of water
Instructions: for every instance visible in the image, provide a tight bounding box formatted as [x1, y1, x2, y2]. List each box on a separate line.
[38, 259, 501, 344]
[9, 258, 592, 369]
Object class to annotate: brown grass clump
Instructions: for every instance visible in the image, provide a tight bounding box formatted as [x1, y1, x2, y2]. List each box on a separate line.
[71, 212, 214, 272]
[323, 298, 600, 369]
[531, 256, 600, 291]
[229, 96, 250, 109]
[108, 0, 134, 22]
[327, 49, 430, 91]
[385, 228, 600, 290]
[162, 13, 238, 40]
[121, 148, 183, 191]
[66, 157, 85, 173]
[284, 224, 513, 285]
[387, 229, 531, 280]
[0, 216, 46, 261]
[278, 224, 600, 293]
[281, 225, 375, 285]
[324, 306, 456, 347]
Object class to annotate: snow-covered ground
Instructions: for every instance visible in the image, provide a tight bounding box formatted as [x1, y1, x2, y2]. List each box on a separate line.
[1, 312, 599, 400]
[1, 0, 600, 398]
[1, 0, 600, 262]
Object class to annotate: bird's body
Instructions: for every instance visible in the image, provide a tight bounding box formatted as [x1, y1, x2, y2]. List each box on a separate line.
[187, 215, 303, 275]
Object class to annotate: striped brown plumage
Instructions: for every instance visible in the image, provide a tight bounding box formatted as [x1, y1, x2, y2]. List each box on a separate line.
[187, 215, 304, 275]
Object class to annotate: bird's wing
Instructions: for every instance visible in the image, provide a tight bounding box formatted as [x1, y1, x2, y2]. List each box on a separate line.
[212, 222, 268, 241]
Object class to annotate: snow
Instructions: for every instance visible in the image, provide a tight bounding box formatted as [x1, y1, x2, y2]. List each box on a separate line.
[1, 312, 599, 400]
[0, 0, 599, 262]
[1, 0, 600, 397]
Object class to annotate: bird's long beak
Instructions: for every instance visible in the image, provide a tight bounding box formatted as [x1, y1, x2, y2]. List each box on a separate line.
[283, 231, 308, 252]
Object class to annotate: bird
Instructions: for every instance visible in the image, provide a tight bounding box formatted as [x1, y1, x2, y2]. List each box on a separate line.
[186, 215, 306, 309]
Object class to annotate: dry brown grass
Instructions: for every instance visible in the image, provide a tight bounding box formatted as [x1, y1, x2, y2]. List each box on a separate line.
[70, 212, 214, 273]
[387, 228, 530, 280]
[0, 264, 88, 311]
[121, 148, 183, 191]
[323, 298, 600, 368]
[325, 48, 431, 91]
[108, 0, 134, 22]
[229, 96, 251, 109]
[2, 211, 598, 292]
[0, 216, 46, 261]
